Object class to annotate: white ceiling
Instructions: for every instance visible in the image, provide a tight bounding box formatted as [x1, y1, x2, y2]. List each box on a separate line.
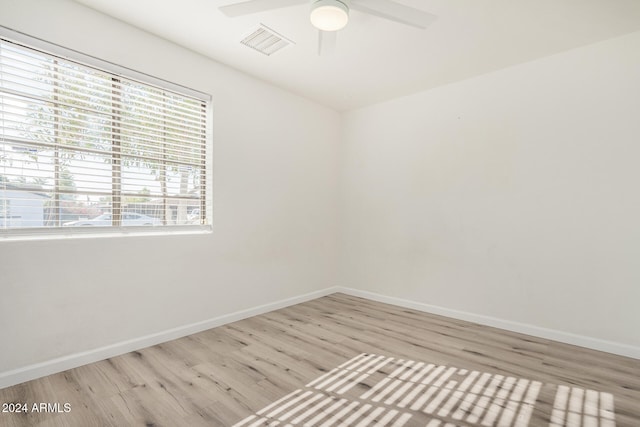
[74, 0, 640, 111]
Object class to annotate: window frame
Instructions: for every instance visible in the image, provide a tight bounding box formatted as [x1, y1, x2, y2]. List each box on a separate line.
[0, 26, 213, 241]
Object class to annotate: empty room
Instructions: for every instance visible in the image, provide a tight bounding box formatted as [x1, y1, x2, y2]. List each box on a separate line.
[0, 0, 639, 426]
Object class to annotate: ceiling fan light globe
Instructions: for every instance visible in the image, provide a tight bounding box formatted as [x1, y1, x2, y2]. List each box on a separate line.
[310, 0, 349, 32]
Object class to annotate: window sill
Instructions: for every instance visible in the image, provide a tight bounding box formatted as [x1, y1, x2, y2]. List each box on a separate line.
[0, 225, 213, 242]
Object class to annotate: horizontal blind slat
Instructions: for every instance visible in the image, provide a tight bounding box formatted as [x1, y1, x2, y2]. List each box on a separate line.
[0, 109, 207, 153]
[1, 45, 207, 114]
[1, 115, 207, 160]
[1, 84, 206, 135]
[0, 69, 207, 125]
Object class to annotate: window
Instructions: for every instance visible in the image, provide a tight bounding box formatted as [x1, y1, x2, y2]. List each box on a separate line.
[0, 29, 212, 238]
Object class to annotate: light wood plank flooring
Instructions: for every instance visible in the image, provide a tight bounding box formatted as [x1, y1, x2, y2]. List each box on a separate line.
[0, 293, 638, 426]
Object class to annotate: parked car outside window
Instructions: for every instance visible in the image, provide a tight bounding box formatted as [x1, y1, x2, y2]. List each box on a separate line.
[63, 213, 161, 227]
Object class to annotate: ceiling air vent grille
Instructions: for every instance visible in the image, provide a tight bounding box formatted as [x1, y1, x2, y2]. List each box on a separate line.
[240, 24, 294, 56]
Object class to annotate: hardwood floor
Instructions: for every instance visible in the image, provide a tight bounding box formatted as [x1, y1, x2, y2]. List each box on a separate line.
[0, 293, 638, 426]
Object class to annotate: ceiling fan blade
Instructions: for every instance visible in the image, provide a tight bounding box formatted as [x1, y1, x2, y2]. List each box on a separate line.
[219, 0, 307, 17]
[318, 30, 337, 56]
[350, 0, 437, 29]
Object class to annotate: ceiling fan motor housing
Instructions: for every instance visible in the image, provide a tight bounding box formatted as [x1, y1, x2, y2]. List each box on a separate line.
[310, 0, 350, 32]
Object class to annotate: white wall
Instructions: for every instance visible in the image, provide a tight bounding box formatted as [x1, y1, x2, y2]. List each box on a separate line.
[0, 0, 340, 375]
[340, 31, 640, 350]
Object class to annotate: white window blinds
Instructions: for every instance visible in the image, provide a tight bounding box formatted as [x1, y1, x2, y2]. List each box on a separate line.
[0, 32, 211, 237]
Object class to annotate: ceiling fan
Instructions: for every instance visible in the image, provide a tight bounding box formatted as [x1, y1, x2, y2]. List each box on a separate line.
[219, 0, 437, 55]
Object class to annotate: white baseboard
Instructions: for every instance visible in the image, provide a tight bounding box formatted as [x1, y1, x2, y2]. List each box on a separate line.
[0, 287, 341, 390]
[336, 287, 640, 360]
[2, 284, 638, 389]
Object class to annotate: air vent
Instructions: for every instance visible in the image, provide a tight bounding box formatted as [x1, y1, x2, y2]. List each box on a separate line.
[240, 24, 294, 56]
